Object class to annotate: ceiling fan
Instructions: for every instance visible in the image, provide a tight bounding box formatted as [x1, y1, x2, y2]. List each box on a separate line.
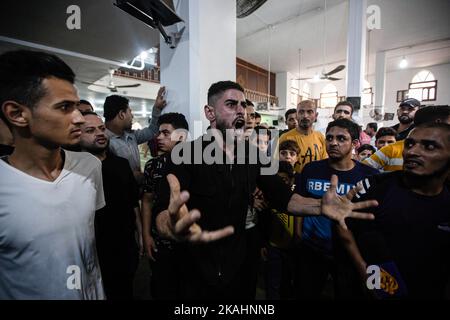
[236, 0, 268, 18]
[295, 64, 345, 81]
[294, 0, 345, 82]
[81, 69, 141, 93]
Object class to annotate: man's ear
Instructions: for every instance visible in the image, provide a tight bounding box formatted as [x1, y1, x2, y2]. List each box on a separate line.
[1, 101, 30, 128]
[118, 109, 126, 120]
[204, 105, 215, 122]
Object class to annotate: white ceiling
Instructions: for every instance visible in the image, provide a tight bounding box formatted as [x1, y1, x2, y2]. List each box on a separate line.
[237, 0, 450, 79]
[0, 0, 448, 113]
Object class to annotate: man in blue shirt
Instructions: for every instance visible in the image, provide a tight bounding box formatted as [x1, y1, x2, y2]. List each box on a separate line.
[294, 118, 379, 299]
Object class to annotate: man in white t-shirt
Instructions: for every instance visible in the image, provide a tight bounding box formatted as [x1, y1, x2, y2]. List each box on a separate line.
[0, 50, 105, 299]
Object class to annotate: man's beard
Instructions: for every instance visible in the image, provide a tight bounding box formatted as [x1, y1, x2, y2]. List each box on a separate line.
[299, 119, 311, 129]
[82, 141, 109, 156]
[403, 160, 450, 186]
[398, 115, 413, 124]
[215, 118, 245, 136]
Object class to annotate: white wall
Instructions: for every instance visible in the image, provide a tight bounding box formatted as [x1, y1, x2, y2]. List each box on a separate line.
[161, 0, 236, 137]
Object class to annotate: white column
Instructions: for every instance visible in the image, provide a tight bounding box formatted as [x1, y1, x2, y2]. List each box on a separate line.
[374, 51, 386, 110]
[276, 72, 289, 109]
[160, 0, 236, 138]
[346, 0, 367, 115]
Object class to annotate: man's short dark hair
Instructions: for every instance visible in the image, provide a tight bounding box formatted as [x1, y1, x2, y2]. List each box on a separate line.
[414, 105, 450, 125]
[375, 127, 397, 141]
[207, 81, 244, 106]
[334, 101, 354, 115]
[279, 140, 300, 155]
[357, 144, 376, 155]
[285, 108, 297, 120]
[326, 118, 360, 141]
[0, 50, 75, 123]
[367, 122, 378, 132]
[103, 95, 129, 121]
[158, 112, 189, 131]
[255, 112, 261, 119]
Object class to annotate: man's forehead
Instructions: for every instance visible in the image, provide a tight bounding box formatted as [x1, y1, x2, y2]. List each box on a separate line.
[409, 127, 447, 141]
[42, 77, 78, 100]
[222, 89, 245, 100]
[83, 114, 103, 126]
[335, 106, 351, 112]
[326, 126, 351, 136]
[159, 123, 175, 131]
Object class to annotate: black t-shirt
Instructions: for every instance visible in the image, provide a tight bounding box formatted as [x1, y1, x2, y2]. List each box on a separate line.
[95, 153, 140, 259]
[143, 154, 175, 248]
[349, 171, 450, 299]
[391, 123, 415, 141]
[153, 135, 293, 286]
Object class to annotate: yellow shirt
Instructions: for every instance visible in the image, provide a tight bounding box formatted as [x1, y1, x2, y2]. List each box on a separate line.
[279, 129, 328, 173]
[364, 140, 404, 172]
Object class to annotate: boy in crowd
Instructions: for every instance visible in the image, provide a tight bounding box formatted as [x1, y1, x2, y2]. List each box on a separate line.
[374, 127, 397, 150]
[356, 144, 376, 162]
[141, 112, 189, 299]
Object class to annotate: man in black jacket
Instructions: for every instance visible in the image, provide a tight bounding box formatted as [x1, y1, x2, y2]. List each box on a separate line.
[154, 81, 377, 299]
[79, 111, 142, 300]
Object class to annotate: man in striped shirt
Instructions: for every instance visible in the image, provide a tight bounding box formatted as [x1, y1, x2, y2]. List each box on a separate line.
[363, 105, 450, 172]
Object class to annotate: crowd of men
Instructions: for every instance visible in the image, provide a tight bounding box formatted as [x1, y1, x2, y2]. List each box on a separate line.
[0, 49, 449, 300]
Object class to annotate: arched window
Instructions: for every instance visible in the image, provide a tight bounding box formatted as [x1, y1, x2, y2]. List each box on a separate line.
[408, 70, 437, 101]
[320, 83, 338, 108]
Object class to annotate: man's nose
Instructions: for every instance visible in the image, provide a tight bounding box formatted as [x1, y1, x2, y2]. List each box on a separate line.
[73, 109, 85, 125]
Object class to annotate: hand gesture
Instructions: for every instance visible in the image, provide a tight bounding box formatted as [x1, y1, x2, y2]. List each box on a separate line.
[165, 174, 234, 243]
[321, 175, 378, 230]
[154, 86, 167, 110]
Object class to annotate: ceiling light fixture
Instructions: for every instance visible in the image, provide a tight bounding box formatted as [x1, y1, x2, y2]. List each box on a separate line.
[399, 56, 408, 69]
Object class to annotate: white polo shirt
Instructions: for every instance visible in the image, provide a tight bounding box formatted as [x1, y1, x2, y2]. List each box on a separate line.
[0, 150, 106, 300]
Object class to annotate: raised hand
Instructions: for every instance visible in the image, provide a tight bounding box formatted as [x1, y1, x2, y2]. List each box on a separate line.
[321, 175, 378, 230]
[154, 86, 167, 110]
[164, 174, 234, 243]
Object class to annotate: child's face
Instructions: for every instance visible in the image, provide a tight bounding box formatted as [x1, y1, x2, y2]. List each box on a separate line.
[279, 149, 298, 166]
[357, 149, 373, 161]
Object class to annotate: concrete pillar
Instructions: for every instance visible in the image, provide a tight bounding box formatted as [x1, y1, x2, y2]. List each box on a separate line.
[374, 51, 386, 110]
[346, 0, 367, 117]
[160, 0, 236, 138]
[276, 72, 289, 109]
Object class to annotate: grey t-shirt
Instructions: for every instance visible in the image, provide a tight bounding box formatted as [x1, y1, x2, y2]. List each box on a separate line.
[0, 151, 106, 299]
